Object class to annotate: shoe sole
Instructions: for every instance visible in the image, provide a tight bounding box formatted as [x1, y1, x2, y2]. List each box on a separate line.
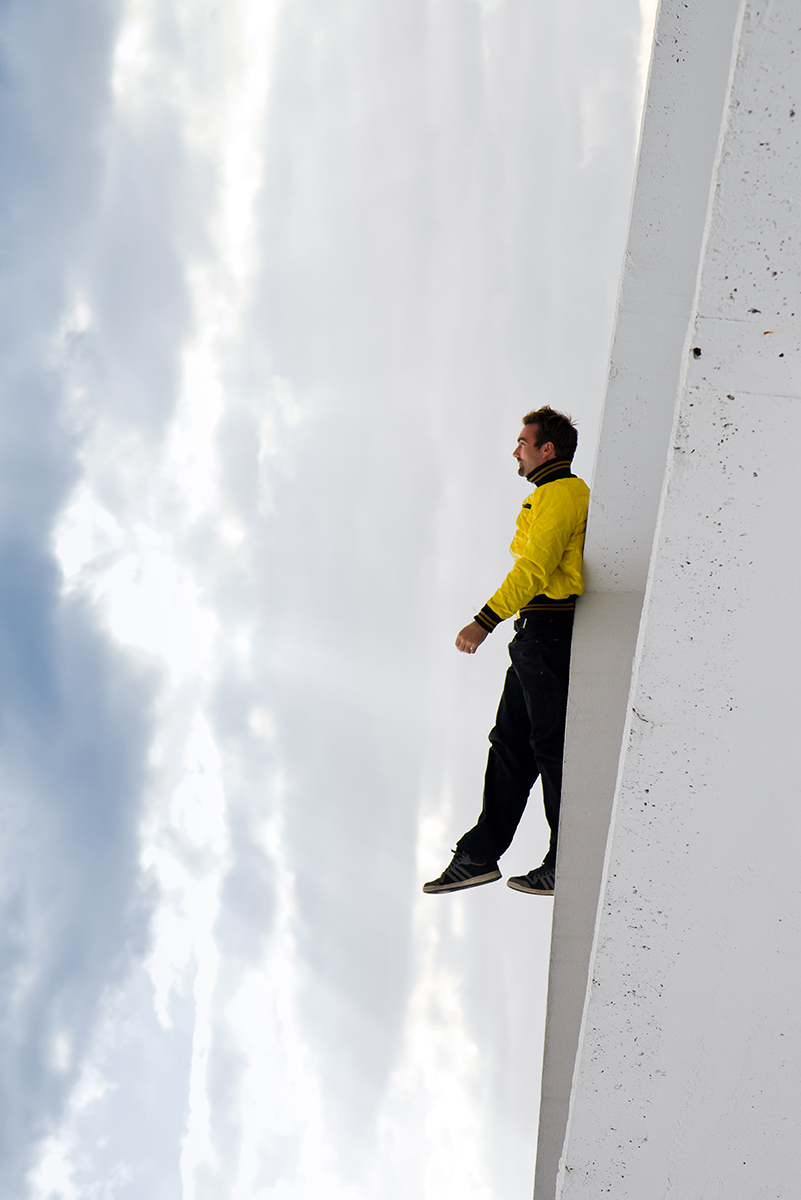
[506, 878, 554, 896]
[422, 869, 502, 894]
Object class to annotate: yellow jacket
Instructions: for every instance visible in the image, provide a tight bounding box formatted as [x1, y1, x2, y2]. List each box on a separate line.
[474, 460, 590, 632]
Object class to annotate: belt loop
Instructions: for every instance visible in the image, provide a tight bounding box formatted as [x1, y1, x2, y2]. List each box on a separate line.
[522, 617, 527, 629]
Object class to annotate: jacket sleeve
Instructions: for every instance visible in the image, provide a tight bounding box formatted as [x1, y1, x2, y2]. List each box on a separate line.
[475, 487, 577, 629]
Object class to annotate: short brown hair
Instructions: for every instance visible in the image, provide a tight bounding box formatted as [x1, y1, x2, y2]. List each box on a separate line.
[522, 406, 578, 462]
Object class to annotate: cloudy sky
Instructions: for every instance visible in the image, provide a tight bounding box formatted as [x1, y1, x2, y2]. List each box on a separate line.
[0, 1, 654, 1196]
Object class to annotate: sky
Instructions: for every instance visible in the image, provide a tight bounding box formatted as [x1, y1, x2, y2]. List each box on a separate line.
[0, 1, 655, 1197]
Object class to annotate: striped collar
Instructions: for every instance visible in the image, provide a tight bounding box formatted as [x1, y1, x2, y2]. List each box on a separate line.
[526, 458, 575, 486]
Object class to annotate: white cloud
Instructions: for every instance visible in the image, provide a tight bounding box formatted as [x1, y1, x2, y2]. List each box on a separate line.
[4, 0, 650, 1195]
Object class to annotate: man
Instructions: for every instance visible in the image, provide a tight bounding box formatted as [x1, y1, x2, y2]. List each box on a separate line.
[423, 407, 590, 897]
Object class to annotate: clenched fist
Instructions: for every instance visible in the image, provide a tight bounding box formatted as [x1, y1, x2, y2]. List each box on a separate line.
[455, 621, 489, 655]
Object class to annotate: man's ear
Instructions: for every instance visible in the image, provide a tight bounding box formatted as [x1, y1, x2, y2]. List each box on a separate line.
[542, 441, 556, 460]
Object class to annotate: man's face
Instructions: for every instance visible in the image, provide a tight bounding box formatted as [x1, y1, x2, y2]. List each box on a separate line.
[513, 424, 556, 477]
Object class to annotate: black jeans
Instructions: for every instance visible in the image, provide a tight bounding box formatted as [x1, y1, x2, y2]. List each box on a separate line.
[457, 611, 574, 869]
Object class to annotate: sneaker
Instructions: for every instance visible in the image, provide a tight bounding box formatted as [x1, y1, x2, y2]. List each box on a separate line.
[506, 863, 555, 895]
[422, 850, 501, 894]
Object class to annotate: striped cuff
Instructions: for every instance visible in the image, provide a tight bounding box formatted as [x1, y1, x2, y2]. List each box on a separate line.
[474, 605, 502, 633]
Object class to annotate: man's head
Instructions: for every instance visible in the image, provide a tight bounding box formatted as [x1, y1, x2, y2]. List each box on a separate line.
[513, 406, 578, 477]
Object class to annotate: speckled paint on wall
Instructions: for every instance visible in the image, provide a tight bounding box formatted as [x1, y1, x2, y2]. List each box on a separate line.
[550, 1, 801, 1196]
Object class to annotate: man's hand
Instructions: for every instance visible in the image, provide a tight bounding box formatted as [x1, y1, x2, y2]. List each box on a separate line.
[455, 620, 489, 655]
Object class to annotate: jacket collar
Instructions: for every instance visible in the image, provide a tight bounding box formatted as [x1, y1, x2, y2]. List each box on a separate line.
[526, 458, 575, 486]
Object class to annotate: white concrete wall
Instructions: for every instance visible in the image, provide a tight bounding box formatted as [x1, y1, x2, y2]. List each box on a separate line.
[533, 2, 745, 1194]
[554, 0, 801, 1195]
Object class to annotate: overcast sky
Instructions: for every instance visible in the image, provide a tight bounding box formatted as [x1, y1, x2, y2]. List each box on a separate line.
[0, 1, 654, 1197]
